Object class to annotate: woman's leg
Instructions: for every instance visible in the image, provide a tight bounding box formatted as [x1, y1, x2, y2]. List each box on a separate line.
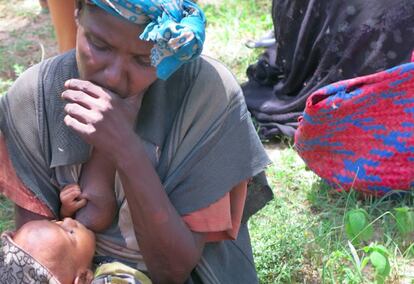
[47, 0, 77, 52]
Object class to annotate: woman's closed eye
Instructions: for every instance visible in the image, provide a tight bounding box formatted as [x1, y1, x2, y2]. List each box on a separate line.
[88, 35, 110, 51]
[134, 55, 152, 67]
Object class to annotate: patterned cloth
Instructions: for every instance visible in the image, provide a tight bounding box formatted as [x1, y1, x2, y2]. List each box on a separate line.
[295, 53, 414, 194]
[0, 233, 60, 284]
[87, 0, 205, 80]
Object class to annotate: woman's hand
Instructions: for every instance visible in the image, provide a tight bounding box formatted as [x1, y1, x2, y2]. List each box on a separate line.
[62, 79, 142, 156]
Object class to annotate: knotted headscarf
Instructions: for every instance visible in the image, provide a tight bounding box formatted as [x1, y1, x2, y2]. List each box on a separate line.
[88, 0, 206, 80]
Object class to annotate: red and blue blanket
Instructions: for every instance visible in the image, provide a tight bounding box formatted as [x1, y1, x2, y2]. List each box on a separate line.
[295, 52, 414, 194]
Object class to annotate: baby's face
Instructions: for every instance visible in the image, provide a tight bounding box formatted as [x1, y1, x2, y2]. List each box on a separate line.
[13, 218, 95, 283]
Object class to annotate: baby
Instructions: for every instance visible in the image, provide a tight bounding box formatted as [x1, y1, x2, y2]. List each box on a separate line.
[1, 218, 95, 284]
[1, 218, 151, 283]
[0, 149, 151, 283]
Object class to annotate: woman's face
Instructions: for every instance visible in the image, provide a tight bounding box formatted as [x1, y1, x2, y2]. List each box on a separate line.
[75, 4, 157, 98]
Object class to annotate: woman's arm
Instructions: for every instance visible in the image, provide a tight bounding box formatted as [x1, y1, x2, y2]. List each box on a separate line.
[114, 132, 206, 284]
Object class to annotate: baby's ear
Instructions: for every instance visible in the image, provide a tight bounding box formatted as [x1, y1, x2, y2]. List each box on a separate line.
[74, 269, 94, 284]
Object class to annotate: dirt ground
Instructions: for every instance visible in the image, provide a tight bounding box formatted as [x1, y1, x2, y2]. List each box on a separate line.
[0, 1, 57, 82]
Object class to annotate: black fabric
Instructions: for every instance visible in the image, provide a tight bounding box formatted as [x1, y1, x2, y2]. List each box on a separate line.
[242, 171, 273, 224]
[243, 0, 414, 139]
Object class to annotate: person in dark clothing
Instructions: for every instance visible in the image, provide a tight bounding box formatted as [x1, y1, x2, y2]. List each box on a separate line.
[243, 0, 414, 139]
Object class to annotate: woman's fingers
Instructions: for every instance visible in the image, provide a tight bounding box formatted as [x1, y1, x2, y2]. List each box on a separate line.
[64, 103, 103, 125]
[62, 89, 113, 113]
[61, 89, 97, 110]
[65, 79, 113, 101]
[64, 112, 97, 141]
[63, 79, 140, 152]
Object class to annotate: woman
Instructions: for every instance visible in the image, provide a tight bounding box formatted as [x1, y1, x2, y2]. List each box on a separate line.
[0, 0, 271, 283]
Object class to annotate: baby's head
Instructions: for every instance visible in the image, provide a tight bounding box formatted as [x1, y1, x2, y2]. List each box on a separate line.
[0, 218, 95, 284]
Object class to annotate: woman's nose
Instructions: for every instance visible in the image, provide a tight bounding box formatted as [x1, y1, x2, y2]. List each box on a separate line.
[103, 56, 126, 91]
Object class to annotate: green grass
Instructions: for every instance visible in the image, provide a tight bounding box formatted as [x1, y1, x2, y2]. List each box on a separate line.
[0, 24, 55, 95]
[202, 0, 273, 82]
[0, 0, 41, 20]
[0, 1, 55, 95]
[249, 147, 414, 283]
[0, 196, 14, 232]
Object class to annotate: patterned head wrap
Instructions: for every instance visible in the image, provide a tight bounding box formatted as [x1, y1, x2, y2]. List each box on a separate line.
[87, 0, 206, 80]
[0, 233, 60, 284]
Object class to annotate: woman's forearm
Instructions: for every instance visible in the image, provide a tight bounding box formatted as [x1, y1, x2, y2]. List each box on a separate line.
[114, 132, 205, 284]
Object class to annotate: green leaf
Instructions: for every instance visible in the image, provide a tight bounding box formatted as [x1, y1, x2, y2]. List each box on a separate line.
[364, 244, 390, 255]
[370, 251, 388, 274]
[395, 207, 414, 235]
[370, 250, 391, 282]
[370, 245, 390, 257]
[360, 257, 369, 270]
[345, 209, 373, 242]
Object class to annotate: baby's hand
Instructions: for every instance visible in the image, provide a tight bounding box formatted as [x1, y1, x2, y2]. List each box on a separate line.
[60, 184, 87, 218]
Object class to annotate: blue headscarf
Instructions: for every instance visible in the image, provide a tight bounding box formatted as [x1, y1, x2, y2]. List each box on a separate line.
[88, 0, 206, 80]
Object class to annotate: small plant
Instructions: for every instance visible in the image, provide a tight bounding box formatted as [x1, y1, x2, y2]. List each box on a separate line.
[323, 247, 364, 283]
[345, 208, 374, 243]
[394, 207, 414, 236]
[0, 78, 13, 96]
[362, 244, 391, 284]
[12, 63, 25, 77]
